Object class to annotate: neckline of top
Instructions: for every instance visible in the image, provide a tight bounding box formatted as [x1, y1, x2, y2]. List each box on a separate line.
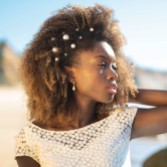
[28, 109, 119, 134]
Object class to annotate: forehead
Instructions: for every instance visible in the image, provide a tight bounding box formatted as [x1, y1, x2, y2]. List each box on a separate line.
[93, 41, 115, 59]
[77, 41, 116, 62]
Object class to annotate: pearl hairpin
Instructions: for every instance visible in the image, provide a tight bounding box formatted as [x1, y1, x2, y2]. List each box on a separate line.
[79, 36, 82, 39]
[51, 37, 56, 41]
[55, 57, 59, 61]
[76, 28, 79, 32]
[70, 43, 76, 49]
[89, 27, 94, 32]
[51, 27, 95, 62]
[52, 47, 59, 53]
[62, 34, 70, 40]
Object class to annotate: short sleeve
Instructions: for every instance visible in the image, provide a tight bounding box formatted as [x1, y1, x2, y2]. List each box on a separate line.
[14, 128, 40, 163]
[113, 106, 138, 136]
[125, 106, 138, 125]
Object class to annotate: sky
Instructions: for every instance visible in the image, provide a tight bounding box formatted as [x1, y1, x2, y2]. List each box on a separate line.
[0, 0, 167, 71]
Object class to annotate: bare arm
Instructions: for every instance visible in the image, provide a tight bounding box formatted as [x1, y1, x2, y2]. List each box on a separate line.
[130, 89, 167, 139]
[16, 156, 41, 167]
[130, 89, 167, 106]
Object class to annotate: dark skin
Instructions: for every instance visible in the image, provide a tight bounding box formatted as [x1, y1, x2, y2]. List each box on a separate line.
[131, 89, 167, 138]
[16, 42, 167, 167]
[16, 156, 40, 167]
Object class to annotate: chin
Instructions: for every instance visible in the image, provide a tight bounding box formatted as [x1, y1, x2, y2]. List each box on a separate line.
[96, 94, 115, 104]
[106, 99, 114, 104]
[106, 94, 115, 103]
[100, 95, 115, 104]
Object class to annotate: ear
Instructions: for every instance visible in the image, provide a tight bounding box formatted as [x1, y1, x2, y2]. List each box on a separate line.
[64, 66, 76, 83]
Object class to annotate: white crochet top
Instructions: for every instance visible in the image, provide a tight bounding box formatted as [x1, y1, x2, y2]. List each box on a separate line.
[15, 107, 137, 167]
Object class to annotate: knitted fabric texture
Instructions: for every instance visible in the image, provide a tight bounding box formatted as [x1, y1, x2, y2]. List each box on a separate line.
[15, 107, 137, 167]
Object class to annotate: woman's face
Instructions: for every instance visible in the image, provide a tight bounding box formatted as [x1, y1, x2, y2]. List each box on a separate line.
[70, 41, 118, 104]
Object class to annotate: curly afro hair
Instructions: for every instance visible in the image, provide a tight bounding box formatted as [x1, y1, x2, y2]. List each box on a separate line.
[20, 4, 137, 124]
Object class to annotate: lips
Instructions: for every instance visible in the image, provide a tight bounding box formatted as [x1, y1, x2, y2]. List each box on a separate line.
[107, 82, 117, 95]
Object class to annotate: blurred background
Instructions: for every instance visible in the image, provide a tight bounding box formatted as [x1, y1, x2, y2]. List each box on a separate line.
[0, 0, 167, 167]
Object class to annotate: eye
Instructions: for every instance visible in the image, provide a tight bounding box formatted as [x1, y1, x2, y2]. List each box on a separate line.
[111, 63, 118, 71]
[98, 61, 107, 69]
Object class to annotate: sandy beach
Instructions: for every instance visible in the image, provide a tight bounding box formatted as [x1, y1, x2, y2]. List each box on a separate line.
[0, 87, 27, 167]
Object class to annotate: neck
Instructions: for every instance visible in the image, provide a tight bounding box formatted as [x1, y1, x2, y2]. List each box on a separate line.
[72, 94, 96, 128]
[38, 94, 97, 131]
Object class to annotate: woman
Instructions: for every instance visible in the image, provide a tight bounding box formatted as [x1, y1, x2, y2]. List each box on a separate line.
[15, 4, 167, 167]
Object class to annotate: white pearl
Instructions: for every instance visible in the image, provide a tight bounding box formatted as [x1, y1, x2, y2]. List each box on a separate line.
[71, 43, 76, 49]
[79, 36, 82, 39]
[52, 47, 58, 53]
[76, 28, 79, 31]
[51, 37, 55, 41]
[55, 57, 59, 61]
[62, 34, 70, 40]
[89, 27, 94, 32]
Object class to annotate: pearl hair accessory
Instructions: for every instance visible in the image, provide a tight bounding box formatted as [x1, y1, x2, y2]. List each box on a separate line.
[52, 47, 59, 53]
[76, 28, 79, 32]
[79, 36, 82, 39]
[62, 34, 70, 40]
[51, 27, 95, 62]
[71, 43, 76, 49]
[89, 27, 94, 32]
[75, 28, 79, 32]
[51, 37, 56, 41]
[55, 57, 59, 62]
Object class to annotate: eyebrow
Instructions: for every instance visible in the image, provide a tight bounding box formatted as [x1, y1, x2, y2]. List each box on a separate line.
[95, 55, 116, 62]
[95, 55, 109, 59]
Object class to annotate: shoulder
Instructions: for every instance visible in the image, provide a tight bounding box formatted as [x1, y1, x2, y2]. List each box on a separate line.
[105, 106, 138, 130]
[15, 122, 40, 163]
[109, 105, 138, 120]
[15, 122, 33, 142]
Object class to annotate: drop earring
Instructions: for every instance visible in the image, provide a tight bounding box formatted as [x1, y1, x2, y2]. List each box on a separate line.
[72, 82, 76, 91]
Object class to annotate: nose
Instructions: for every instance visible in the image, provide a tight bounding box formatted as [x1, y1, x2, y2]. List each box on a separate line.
[106, 64, 118, 80]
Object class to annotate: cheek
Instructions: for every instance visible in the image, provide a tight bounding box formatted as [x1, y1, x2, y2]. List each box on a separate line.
[99, 68, 107, 80]
[83, 74, 106, 92]
[99, 69, 105, 75]
[75, 68, 107, 92]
